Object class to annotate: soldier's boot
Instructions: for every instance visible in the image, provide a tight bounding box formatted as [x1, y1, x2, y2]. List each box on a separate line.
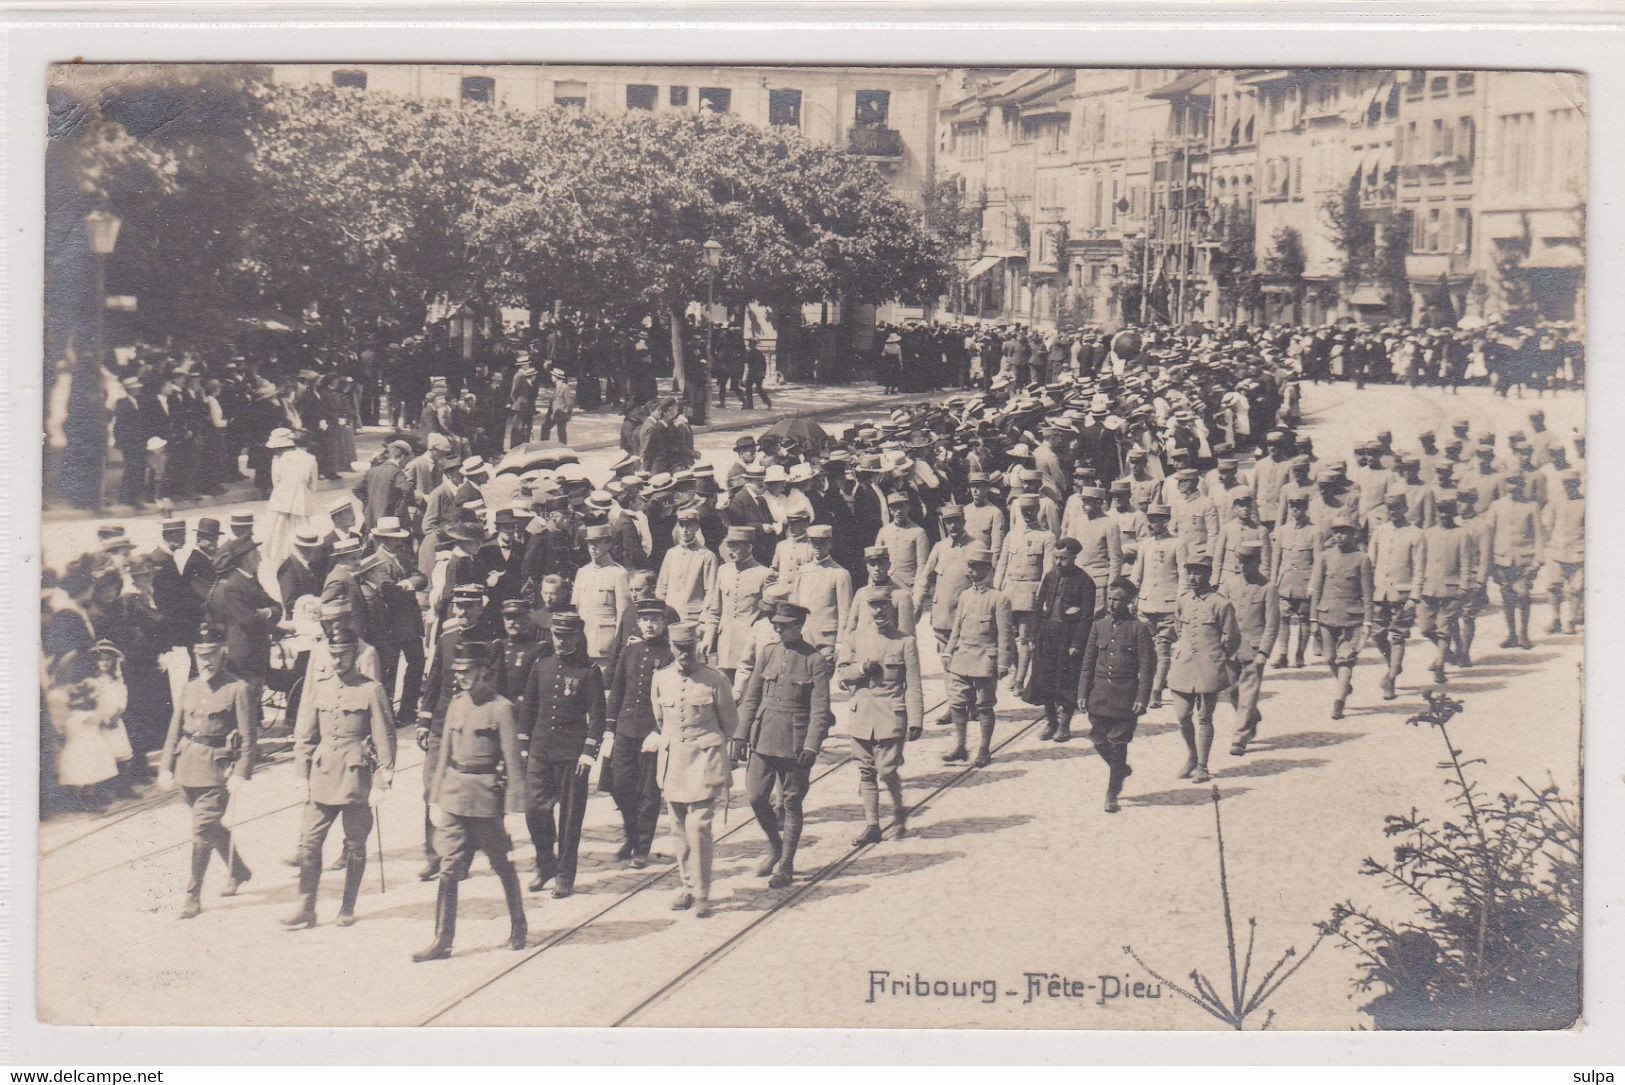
[1570, 591, 1584, 633]
[1272, 620, 1292, 669]
[1331, 668, 1353, 720]
[334, 847, 365, 928]
[1517, 599, 1534, 649]
[1039, 705, 1058, 742]
[885, 775, 908, 837]
[1459, 615, 1477, 666]
[855, 774, 882, 844]
[1149, 654, 1170, 708]
[752, 801, 783, 877]
[493, 858, 528, 951]
[1191, 719, 1216, 784]
[527, 808, 558, 892]
[215, 832, 251, 897]
[1176, 717, 1198, 778]
[529, 854, 558, 894]
[1498, 598, 1519, 648]
[942, 717, 968, 762]
[282, 860, 320, 930]
[1388, 640, 1407, 694]
[1104, 749, 1126, 813]
[412, 875, 458, 963]
[1547, 588, 1565, 634]
[1293, 623, 1309, 668]
[1053, 708, 1073, 743]
[769, 812, 801, 889]
[972, 714, 996, 767]
[178, 842, 210, 920]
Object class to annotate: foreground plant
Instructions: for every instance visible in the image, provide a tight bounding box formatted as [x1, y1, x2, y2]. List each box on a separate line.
[1322, 691, 1580, 1030]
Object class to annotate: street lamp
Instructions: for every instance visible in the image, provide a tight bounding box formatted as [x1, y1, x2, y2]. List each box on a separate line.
[699, 238, 722, 423]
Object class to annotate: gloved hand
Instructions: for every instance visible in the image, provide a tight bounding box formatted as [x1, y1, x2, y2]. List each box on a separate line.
[729, 738, 750, 762]
[156, 770, 176, 792]
[641, 731, 662, 754]
[368, 775, 391, 806]
[796, 748, 817, 769]
[576, 753, 596, 776]
[415, 725, 431, 752]
[599, 732, 615, 759]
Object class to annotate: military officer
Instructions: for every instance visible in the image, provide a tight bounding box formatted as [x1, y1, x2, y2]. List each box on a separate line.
[414, 641, 528, 963]
[283, 629, 396, 930]
[1211, 491, 1272, 587]
[1222, 541, 1280, 756]
[731, 581, 795, 699]
[1169, 468, 1220, 552]
[962, 471, 1007, 556]
[733, 602, 835, 889]
[158, 625, 256, 919]
[875, 491, 931, 594]
[837, 592, 924, 844]
[915, 504, 976, 723]
[521, 611, 607, 897]
[492, 599, 546, 704]
[572, 523, 631, 665]
[943, 546, 1015, 767]
[705, 525, 772, 683]
[1077, 578, 1156, 813]
[772, 510, 817, 585]
[1309, 513, 1374, 720]
[1167, 549, 1241, 784]
[1059, 485, 1122, 615]
[649, 621, 737, 917]
[413, 583, 486, 882]
[793, 524, 852, 664]
[606, 598, 673, 867]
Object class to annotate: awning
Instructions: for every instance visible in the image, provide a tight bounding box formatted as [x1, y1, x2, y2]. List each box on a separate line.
[965, 255, 1004, 281]
[1147, 70, 1212, 100]
[1518, 244, 1584, 270]
[1348, 285, 1388, 307]
[1021, 81, 1073, 118]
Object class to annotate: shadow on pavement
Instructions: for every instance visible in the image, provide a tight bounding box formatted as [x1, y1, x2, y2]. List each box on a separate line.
[904, 766, 1026, 790]
[1252, 730, 1360, 751]
[902, 813, 1033, 840]
[1126, 785, 1252, 807]
[998, 744, 1096, 764]
[1214, 756, 1330, 780]
[842, 849, 963, 880]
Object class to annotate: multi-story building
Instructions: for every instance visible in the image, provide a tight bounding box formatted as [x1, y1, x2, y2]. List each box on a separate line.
[1393, 69, 1482, 323]
[272, 63, 940, 204]
[1207, 71, 1260, 322]
[1474, 71, 1587, 324]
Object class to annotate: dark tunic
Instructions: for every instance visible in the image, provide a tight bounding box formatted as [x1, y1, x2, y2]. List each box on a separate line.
[1020, 565, 1096, 707]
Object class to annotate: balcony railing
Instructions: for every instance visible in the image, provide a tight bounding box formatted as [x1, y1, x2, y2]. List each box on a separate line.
[848, 127, 904, 157]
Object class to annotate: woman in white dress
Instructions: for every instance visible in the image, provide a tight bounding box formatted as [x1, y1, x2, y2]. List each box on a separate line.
[263, 427, 319, 578]
[49, 641, 130, 809]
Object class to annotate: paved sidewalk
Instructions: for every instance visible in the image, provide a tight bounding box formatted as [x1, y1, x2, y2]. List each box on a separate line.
[43, 380, 937, 527]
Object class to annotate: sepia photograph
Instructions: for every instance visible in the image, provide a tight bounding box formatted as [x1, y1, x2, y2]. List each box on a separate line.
[31, 57, 1586, 1035]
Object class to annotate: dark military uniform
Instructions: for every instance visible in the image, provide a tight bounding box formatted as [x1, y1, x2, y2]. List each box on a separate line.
[1076, 611, 1156, 808]
[735, 621, 834, 885]
[521, 645, 607, 893]
[607, 633, 673, 861]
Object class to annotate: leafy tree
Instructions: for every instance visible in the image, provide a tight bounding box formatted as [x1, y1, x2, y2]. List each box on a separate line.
[920, 171, 982, 252]
[1322, 171, 1376, 287]
[1264, 226, 1307, 321]
[1210, 203, 1260, 323]
[1375, 212, 1413, 322]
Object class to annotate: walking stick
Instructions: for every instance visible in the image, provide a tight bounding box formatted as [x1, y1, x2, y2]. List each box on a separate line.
[375, 807, 387, 894]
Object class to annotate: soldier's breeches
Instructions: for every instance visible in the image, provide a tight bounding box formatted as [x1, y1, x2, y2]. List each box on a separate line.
[1171, 691, 1218, 767]
[852, 737, 905, 824]
[1230, 660, 1264, 743]
[746, 754, 809, 843]
[947, 672, 996, 724]
[610, 741, 663, 855]
[295, 801, 373, 868]
[431, 809, 512, 880]
[667, 798, 716, 899]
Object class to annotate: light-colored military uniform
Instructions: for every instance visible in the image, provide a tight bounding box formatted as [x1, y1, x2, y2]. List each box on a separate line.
[651, 662, 738, 902]
[995, 521, 1054, 613]
[656, 540, 718, 625]
[962, 501, 1006, 556]
[572, 559, 631, 661]
[944, 582, 1015, 755]
[706, 557, 773, 673]
[1168, 586, 1241, 778]
[844, 578, 917, 654]
[427, 688, 527, 875]
[876, 520, 931, 593]
[793, 558, 852, 662]
[838, 624, 924, 829]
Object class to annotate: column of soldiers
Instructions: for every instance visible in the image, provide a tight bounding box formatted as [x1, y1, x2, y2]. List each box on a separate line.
[59, 344, 1581, 956]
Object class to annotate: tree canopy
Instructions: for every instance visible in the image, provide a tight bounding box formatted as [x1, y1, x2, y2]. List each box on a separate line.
[50, 74, 953, 358]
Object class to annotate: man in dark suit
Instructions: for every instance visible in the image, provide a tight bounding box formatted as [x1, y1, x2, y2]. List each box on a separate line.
[151, 518, 208, 651]
[1076, 577, 1156, 814]
[203, 536, 280, 732]
[474, 507, 530, 605]
[113, 378, 149, 507]
[277, 530, 324, 619]
[725, 464, 776, 566]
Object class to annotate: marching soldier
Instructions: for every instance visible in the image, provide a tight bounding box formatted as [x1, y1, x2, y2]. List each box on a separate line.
[283, 629, 396, 930]
[649, 621, 738, 917]
[837, 592, 924, 844]
[845, 546, 917, 650]
[943, 546, 1015, 767]
[573, 523, 631, 666]
[1270, 493, 1318, 668]
[657, 505, 718, 626]
[414, 583, 486, 882]
[875, 492, 930, 594]
[1167, 549, 1240, 784]
[733, 602, 835, 889]
[962, 470, 1006, 555]
[705, 525, 772, 684]
[521, 612, 607, 897]
[1369, 493, 1424, 700]
[1309, 513, 1374, 720]
[1222, 541, 1280, 756]
[158, 625, 256, 919]
[1415, 496, 1474, 685]
[995, 494, 1055, 691]
[1131, 504, 1181, 706]
[1543, 470, 1584, 634]
[793, 524, 852, 664]
[1484, 473, 1546, 650]
[414, 641, 528, 962]
[1060, 485, 1122, 614]
[606, 599, 673, 867]
[1077, 578, 1156, 813]
[493, 599, 546, 704]
[915, 504, 975, 723]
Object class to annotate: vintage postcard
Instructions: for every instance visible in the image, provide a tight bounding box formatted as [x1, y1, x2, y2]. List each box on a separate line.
[31, 57, 1586, 1037]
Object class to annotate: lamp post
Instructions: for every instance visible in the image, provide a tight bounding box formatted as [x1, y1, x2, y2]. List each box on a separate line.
[1135, 230, 1150, 325]
[68, 207, 121, 510]
[699, 238, 722, 425]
